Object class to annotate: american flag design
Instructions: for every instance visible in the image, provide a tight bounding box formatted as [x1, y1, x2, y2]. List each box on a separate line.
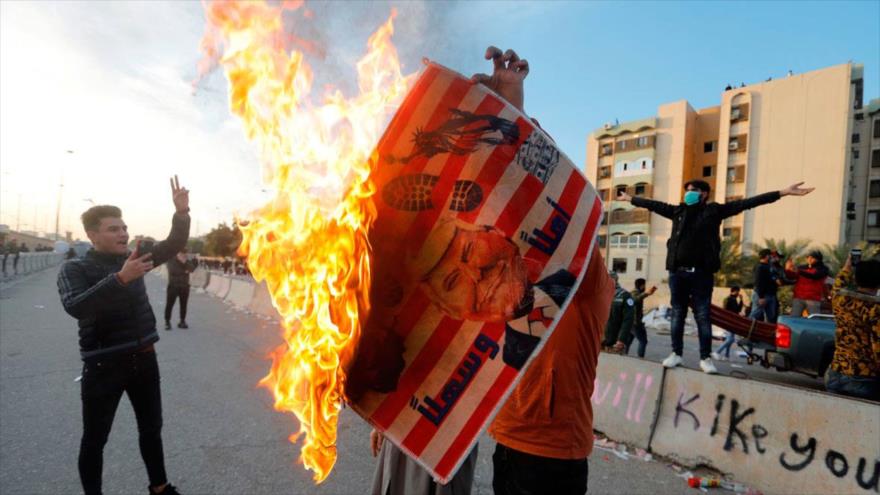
[347, 63, 603, 483]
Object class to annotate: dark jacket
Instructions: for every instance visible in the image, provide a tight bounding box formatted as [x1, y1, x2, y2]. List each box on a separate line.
[632, 191, 781, 273]
[58, 213, 190, 360]
[724, 294, 743, 314]
[166, 256, 195, 287]
[753, 262, 779, 298]
[603, 285, 634, 346]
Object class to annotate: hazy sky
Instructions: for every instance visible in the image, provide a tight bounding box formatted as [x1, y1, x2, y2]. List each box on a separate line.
[1, 0, 877, 241]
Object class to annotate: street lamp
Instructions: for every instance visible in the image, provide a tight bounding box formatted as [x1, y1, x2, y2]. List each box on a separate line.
[55, 150, 73, 240]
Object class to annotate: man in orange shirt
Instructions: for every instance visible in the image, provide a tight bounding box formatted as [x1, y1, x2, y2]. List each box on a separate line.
[474, 46, 615, 495]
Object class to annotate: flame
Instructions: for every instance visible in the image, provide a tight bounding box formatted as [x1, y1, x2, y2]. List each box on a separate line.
[197, 0, 414, 482]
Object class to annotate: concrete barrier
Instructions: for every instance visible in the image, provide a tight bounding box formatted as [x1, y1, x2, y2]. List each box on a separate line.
[205, 274, 231, 298]
[592, 354, 663, 448]
[648, 367, 879, 495]
[190, 268, 209, 288]
[248, 282, 279, 319]
[225, 278, 256, 308]
[2, 253, 62, 280]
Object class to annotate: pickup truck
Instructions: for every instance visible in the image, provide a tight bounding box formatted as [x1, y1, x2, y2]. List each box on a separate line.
[743, 314, 836, 378]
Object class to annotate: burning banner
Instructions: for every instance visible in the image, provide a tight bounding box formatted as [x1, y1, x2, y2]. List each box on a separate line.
[348, 63, 602, 483]
[198, 0, 601, 485]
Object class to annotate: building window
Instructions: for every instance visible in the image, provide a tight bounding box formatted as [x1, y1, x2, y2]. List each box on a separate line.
[637, 136, 649, 147]
[853, 149, 860, 160]
[868, 211, 880, 227]
[598, 188, 610, 201]
[871, 180, 880, 198]
[855, 113, 864, 121]
[619, 140, 627, 151]
[616, 185, 628, 197]
[702, 165, 713, 177]
[636, 258, 644, 272]
[623, 163, 628, 171]
[601, 143, 613, 156]
[852, 133, 861, 144]
[610, 234, 625, 248]
[854, 79, 863, 109]
[704, 141, 716, 153]
[627, 235, 638, 249]
[639, 235, 648, 248]
[729, 137, 740, 151]
[727, 167, 736, 183]
[641, 160, 647, 170]
[599, 166, 612, 178]
[872, 149, 880, 168]
[612, 258, 628, 274]
[634, 183, 647, 196]
[598, 235, 607, 248]
[874, 119, 880, 139]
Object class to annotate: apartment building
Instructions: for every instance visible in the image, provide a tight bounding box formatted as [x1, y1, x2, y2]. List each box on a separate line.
[585, 62, 873, 287]
[850, 97, 880, 242]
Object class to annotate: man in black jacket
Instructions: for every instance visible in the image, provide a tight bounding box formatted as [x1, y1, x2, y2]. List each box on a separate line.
[617, 179, 813, 374]
[58, 176, 189, 495]
[164, 249, 195, 330]
[750, 249, 781, 323]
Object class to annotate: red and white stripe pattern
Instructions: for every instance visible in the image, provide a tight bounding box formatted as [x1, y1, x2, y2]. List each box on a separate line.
[352, 63, 602, 483]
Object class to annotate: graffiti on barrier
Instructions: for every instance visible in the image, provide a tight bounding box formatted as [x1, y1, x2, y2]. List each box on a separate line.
[670, 391, 879, 493]
[592, 371, 655, 424]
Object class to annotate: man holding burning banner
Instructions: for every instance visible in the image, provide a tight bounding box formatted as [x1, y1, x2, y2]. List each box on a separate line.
[57, 177, 189, 495]
[366, 45, 614, 495]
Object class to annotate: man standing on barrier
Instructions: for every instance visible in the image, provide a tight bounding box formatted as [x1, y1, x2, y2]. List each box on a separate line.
[57, 176, 190, 495]
[617, 179, 813, 374]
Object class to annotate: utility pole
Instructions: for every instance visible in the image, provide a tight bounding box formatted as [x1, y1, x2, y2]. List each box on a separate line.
[55, 150, 73, 240]
[16, 193, 21, 231]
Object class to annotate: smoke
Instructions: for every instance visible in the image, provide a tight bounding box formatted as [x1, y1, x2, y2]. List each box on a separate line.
[273, 0, 469, 100]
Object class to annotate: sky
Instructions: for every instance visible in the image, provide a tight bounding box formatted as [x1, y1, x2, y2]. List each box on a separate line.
[1, 0, 877, 241]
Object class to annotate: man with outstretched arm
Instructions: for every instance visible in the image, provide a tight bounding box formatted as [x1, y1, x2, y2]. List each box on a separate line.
[617, 179, 813, 374]
[57, 176, 190, 495]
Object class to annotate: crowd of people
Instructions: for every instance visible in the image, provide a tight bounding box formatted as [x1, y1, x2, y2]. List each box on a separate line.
[51, 45, 877, 495]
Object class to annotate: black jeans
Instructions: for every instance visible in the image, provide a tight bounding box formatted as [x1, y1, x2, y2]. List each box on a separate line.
[79, 350, 167, 495]
[668, 269, 714, 359]
[625, 323, 648, 358]
[164, 285, 190, 323]
[492, 443, 588, 495]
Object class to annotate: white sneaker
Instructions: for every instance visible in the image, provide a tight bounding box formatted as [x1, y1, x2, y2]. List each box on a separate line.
[700, 358, 719, 374]
[710, 352, 721, 361]
[662, 353, 683, 368]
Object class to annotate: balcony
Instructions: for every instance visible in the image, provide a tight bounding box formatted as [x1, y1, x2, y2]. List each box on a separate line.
[609, 208, 650, 224]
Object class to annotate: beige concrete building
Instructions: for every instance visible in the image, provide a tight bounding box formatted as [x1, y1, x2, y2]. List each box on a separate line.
[585, 62, 875, 288]
[850, 97, 880, 243]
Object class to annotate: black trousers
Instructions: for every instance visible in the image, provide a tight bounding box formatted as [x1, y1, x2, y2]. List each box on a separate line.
[164, 285, 189, 323]
[79, 350, 167, 495]
[492, 443, 588, 495]
[625, 323, 648, 358]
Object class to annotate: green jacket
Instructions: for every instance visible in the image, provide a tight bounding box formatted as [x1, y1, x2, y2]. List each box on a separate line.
[603, 285, 635, 346]
[631, 289, 650, 324]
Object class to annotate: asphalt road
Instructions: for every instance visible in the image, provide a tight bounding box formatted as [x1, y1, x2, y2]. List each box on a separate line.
[2, 267, 735, 495]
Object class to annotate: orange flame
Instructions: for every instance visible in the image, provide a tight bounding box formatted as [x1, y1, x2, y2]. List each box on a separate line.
[197, 0, 414, 482]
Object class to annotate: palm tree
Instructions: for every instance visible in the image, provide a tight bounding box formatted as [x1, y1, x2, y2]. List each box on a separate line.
[715, 236, 754, 287]
[821, 241, 880, 274]
[748, 238, 812, 261]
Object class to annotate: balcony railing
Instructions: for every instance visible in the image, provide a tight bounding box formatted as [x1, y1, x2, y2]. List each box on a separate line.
[609, 208, 650, 224]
